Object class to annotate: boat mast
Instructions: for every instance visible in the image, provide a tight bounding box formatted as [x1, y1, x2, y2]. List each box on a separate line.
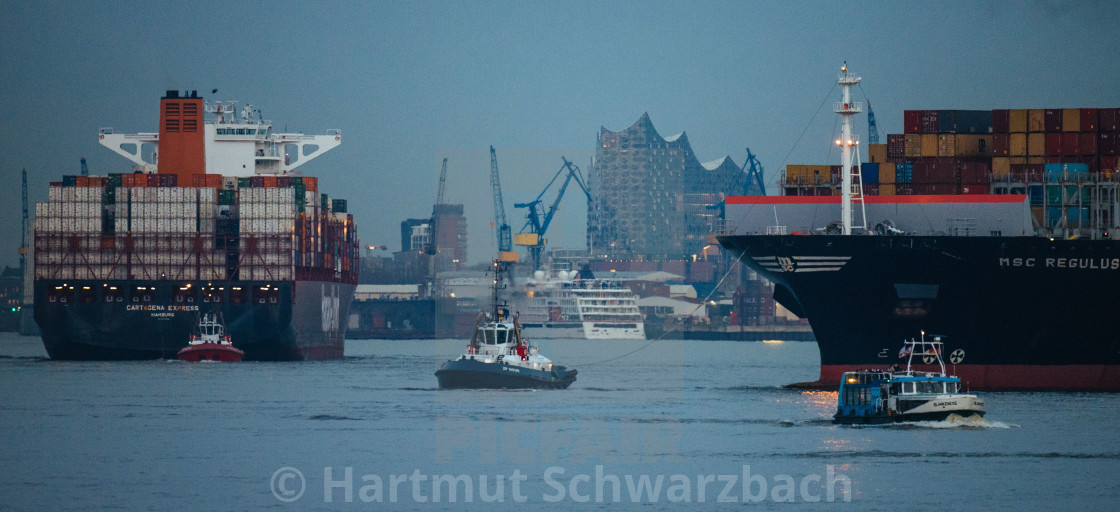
[834, 62, 866, 234]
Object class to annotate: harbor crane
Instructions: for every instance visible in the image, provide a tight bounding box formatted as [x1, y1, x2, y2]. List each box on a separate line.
[489, 146, 515, 261]
[424, 157, 448, 255]
[866, 100, 880, 145]
[514, 156, 592, 270]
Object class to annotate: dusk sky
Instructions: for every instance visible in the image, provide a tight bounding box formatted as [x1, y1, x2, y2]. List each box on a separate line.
[3, 1, 1119, 269]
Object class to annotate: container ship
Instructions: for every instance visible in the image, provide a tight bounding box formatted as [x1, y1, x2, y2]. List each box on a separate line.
[717, 64, 1120, 391]
[33, 91, 358, 360]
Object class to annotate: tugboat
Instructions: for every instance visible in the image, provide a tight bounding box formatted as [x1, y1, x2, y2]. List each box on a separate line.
[177, 313, 244, 362]
[435, 260, 578, 389]
[833, 333, 985, 424]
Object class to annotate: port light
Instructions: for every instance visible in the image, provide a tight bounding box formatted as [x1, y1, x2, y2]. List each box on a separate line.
[847, 377, 857, 384]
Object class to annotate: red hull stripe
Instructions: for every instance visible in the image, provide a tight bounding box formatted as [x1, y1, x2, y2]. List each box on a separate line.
[726, 194, 1026, 205]
[820, 364, 1120, 392]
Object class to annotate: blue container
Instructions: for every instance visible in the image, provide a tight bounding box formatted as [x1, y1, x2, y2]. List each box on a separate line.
[1046, 207, 1063, 227]
[895, 162, 913, 183]
[1044, 163, 1090, 182]
[1027, 185, 1043, 206]
[861, 163, 879, 185]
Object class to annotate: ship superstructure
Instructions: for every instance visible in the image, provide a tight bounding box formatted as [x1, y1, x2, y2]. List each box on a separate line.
[33, 90, 358, 360]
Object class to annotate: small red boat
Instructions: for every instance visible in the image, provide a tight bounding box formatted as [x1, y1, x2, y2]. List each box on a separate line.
[177, 313, 244, 362]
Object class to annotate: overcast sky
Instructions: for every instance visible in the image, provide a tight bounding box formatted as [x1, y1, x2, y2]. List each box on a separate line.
[3, 0, 1119, 269]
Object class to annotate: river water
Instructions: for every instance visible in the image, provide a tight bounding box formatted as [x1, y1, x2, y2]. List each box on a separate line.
[0, 332, 1116, 510]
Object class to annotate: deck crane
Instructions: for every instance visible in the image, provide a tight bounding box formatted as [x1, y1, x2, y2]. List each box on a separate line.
[514, 157, 592, 270]
[425, 157, 448, 255]
[489, 146, 515, 262]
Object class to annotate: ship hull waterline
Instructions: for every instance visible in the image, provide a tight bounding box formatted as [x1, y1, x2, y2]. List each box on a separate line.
[35, 279, 355, 361]
[717, 234, 1120, 392]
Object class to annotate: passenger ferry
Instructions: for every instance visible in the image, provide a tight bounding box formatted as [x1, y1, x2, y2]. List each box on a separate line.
[834, 334, 986, 424]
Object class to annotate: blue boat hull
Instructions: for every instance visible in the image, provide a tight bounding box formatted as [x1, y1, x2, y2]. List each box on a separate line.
[435, 358, 577, 389]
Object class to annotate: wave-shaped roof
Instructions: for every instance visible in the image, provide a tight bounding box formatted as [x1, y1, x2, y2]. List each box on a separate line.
[601, 113, 738, 171]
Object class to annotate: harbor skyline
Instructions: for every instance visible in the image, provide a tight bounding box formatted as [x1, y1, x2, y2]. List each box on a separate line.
[3, 1, 1120, 268]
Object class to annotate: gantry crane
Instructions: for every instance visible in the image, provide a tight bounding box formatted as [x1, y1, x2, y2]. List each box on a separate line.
[866, 100, 880, 145]
[514, 156, 592, 270]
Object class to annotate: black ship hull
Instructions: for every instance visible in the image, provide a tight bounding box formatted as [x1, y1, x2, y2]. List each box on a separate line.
[435, 358, 577, 389]
[35, 279, 354, 361]
[718, 234, 1120, 391]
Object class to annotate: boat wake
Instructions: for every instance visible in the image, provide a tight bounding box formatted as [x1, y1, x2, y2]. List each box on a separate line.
[890, 414, 1017, 429]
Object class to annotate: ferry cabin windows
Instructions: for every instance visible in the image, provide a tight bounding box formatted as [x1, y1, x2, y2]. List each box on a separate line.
[174, 286, 197, 304]
[254, 287, 280, 304]
[229, 287, 247, 304]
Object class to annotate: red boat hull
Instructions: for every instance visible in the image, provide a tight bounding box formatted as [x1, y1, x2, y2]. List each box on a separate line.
[177, 344, 245, 362]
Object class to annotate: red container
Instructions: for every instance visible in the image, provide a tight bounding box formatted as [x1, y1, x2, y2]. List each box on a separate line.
[959, 161, 991, 183]
[992, 133, 1010, 156]
[862, 184, 879, 195]
[1044, 132, 1062, 155]
[895, 184, 913, 195]
[912, 161, 956, 183]
[1102, 156, 1118, 172]
[992, 109, 1010, 133]
[277, 176, 291, 188]
[262, 176, 278, 188]
[887, 134, 906, 158]
[1062, 133, 1080, 156]
[920, 110, 939, 133]
[159, 174, 177, 187]
[830, 165, 842, 182]
[146, 174, 160, 187]
[1078, 132, 1097, 155]
[960, 184, 988, 194]
[1101, 108, 1120, 131]
[1080, 108, 1099, 132]
[1011, 164, 1044, 182]
[303, 176, 318, 192]
[1100, 132, 1119, 156]
[1044, 109, 1062, 132]
[904, 111, 921, 134]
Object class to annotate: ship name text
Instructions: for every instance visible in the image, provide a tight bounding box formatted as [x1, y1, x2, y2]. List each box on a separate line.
[999, 257, 1120, 270]
[125, 304, 200, 312]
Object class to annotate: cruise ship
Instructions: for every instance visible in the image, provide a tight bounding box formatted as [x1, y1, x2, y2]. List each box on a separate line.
[519, 268, 645, 340]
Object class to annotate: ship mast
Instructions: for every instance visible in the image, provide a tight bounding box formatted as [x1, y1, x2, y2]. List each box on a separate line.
[834, 62, 866, 234]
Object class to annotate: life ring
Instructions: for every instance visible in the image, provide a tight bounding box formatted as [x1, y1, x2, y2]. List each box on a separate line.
[334, 136, 340, 141]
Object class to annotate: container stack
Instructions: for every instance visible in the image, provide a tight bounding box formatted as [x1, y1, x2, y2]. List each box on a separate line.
[782, 107, 1120, 213]
[34, 173, 359, 285]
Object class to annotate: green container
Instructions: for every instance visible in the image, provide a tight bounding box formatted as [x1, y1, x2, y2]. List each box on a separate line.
[237, 177, 252, 188]
[331, 199, 347, 213]
[1045, 185, 1062, 206]
[218, 189, 237, 205]
[108, 173, 123, 187]
[321, 193, 329, 209]
[102, 188, 116, 205]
